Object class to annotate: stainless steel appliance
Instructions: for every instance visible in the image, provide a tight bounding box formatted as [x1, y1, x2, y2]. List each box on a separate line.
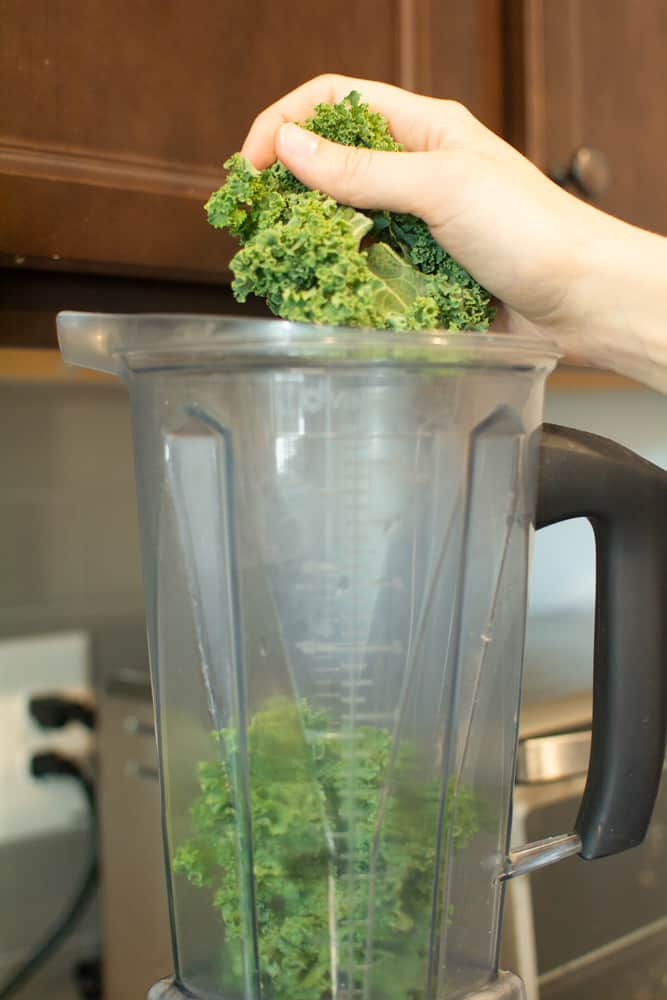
[503, 695, 667, 999]
[97, 670, 171, 999]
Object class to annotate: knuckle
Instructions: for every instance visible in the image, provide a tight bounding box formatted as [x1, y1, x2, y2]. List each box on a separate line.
[250, 106, 282, 138]
[425, 100, 477, 149]
[442, 99, 471, 121]
[313, 71, 338, 86]
[442, 100, 476, 138]
[312, 71, 347, 96]
[251, 107, 274, 130]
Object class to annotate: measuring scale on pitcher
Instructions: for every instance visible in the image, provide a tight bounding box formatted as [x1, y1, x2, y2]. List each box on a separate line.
[57, 313, 666, 1000]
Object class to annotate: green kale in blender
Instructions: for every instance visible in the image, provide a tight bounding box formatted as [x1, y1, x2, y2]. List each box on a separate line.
[172, 697, 487, 1000]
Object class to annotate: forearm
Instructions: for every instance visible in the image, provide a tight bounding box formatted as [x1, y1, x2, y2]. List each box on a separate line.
[566, 214, 667, 393]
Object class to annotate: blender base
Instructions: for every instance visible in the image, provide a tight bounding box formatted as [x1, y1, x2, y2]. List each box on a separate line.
[147, 971, 525, 999]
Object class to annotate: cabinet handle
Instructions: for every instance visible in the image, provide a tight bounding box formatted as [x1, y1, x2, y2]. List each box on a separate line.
[126, 762, 159, 782]
[550, 146, 610, 200]
[123, 715, 155, 737]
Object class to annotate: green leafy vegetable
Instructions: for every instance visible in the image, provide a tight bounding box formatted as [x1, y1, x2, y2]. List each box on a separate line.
[172, 696, 488, 1000]
[205, 92, 495, 332]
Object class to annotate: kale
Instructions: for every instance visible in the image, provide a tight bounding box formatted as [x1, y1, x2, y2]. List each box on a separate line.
[205, 92, 495, 332]
[172, 697, 487, 1000]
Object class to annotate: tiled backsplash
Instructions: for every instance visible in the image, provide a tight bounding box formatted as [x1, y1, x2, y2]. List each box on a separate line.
[0, 381, 148, 681]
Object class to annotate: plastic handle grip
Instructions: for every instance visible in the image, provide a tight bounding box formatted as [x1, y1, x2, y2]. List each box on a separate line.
[536, 423, 667, 859]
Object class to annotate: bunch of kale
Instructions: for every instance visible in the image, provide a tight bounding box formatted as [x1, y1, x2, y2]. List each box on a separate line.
[205, 92, 494, 332]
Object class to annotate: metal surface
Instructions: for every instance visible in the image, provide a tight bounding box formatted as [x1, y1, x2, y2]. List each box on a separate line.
[516, 730, 591, 784]
[500, 833, 582, 881]
[538, 917, 667, 1000]
[502, 717, 667, 1000]
[99, 682, 172, 999]
[506, 724, 590, 877]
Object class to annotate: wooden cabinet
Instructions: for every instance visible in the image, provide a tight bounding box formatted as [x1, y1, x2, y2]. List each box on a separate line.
[2, 0, 666, 350]
[506, 0, 667, 235]
[1, 0, 503, 285]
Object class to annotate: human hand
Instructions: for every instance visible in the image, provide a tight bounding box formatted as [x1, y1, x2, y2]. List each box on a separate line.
[241, 74, 667, 391]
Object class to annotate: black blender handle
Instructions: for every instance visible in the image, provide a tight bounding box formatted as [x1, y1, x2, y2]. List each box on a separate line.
[536, 423, 667, 859]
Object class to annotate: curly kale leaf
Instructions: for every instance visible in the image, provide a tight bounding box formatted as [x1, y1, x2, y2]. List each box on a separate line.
[172, 696, 489, 1000]
[206, 92, 495, 332]
[230, 191, 384, 328]
[303, 89, 402, 152]
[205, 154, 288, 244]
[371, 211, 495, 332]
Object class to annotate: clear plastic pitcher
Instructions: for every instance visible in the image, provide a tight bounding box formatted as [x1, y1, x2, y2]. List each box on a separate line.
[58, 314, 666, 1000]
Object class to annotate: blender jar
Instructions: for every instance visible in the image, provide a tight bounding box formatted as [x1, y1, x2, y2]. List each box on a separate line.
[57, 314, 666, 1000]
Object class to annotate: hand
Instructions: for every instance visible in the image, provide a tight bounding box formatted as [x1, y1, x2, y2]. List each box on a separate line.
[242, 74, 667, 392]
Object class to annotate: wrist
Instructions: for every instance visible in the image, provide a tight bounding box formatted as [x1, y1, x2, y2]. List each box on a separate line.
[558, 210, 667, 391]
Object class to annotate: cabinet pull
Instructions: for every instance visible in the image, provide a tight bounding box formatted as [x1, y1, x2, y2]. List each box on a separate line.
[550, 146, 610, 200]
[126, 762, 159, 782]
[123, 715, 155, 737]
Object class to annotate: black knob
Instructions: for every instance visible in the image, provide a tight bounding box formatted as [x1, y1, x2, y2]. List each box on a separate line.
[551, 146, 610, 200]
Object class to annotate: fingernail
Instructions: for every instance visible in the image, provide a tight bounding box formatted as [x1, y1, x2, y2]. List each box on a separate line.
[279, 123, 319, 159]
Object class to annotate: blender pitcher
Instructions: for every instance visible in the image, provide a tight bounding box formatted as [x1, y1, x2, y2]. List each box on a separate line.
[57, 314, 666, 1000]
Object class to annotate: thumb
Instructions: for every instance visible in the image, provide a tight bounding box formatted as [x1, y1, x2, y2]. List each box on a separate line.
[276, 122, 441, 220]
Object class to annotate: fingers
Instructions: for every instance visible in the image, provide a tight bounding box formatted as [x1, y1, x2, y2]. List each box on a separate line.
[240, 73, 471, 169]
[274, 122, 452, 220]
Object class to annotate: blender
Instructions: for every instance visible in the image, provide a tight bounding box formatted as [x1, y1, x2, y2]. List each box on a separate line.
[57, 313, 666, 1000]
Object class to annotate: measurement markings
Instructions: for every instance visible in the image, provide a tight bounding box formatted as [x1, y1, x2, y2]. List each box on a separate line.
[313, 664, 368, 676]
[342, 711, 397, 723]
[296, 640, 403, 655]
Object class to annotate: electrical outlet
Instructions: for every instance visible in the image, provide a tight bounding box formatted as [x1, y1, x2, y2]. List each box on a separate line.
[0, 632, 94, 845]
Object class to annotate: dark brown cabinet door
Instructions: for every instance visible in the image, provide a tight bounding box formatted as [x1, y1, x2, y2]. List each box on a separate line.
[507, 0, 667, 235]
[1, 0, 503, 283]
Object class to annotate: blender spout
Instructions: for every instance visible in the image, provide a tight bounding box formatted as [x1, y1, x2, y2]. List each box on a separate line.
[57, 311, 128, 376]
